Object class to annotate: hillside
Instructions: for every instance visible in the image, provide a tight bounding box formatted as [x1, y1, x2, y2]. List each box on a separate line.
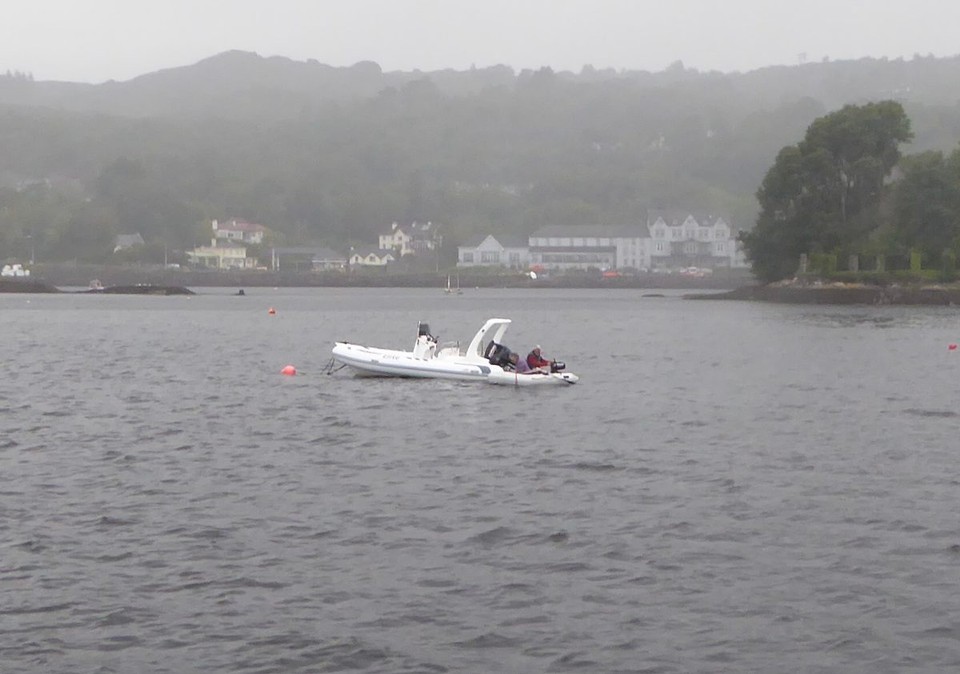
[1, 52, 959, 265]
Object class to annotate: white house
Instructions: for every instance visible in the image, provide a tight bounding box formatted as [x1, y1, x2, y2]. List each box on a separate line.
[457, 234, 529, 269]
[647, 212, 746, 269]
[187, 240, 258, 269]
[212, 218, 267, 245]
[378, 221, 439, 257]
[349, 248, 396, 267]
[113, 233, 145, 253]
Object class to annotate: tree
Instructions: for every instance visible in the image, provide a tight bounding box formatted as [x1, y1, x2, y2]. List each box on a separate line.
[742, 101, 912, 282]
[888, 147, 960, 260]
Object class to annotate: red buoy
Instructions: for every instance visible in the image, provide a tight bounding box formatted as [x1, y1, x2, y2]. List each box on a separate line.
[268, 307, 277, 315]
[950, 344, 957, 351]
[280, 365, 297, 376]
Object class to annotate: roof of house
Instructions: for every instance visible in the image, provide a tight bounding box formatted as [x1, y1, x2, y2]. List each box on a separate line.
[351, 247, 395, 258]
[206, 240, 247, 250]
[460, 234, 529, 248]
[310, 247, 347, 261]
[647, 211, 729, 228]
[529, 245, 617, 253]
[114, 233, 145, 248]
[216, 218, 267, 232]
[385, 221, 437, 236]
[530, 224, 649, 238]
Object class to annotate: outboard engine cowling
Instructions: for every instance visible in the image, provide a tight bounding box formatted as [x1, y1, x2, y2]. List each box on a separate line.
[484, 341, 513, 368]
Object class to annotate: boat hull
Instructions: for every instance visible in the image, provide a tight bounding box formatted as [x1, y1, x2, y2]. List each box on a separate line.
[332, 343, 490, 381]
[332, 342, 578, 385]
[487, 369, 579, 386]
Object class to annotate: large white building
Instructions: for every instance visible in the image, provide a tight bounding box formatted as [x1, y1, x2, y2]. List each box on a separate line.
[646, 212, 747, 270]
[456, 234, 529, 269]
[457, 213, 748, 271]
[527, 224, 649, 271]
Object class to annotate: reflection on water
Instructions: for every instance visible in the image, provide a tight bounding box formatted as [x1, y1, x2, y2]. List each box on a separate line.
[2, 288, 960, 673]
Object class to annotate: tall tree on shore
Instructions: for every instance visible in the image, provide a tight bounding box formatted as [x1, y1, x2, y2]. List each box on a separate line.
[742, 101, 912, 282]
[888, 147, 960, 261]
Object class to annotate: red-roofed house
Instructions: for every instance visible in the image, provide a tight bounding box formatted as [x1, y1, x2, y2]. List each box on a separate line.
[212, 218, 268, 245]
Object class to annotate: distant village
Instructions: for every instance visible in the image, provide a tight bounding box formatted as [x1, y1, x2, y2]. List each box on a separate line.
[172, 212, 749, 276]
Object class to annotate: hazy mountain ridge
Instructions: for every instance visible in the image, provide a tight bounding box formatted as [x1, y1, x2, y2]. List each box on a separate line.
[1, 51, 960, 264]
[3, 51, 960, 118]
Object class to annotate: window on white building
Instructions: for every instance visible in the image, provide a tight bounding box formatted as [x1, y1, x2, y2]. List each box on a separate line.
[463, 252, 474, 263]
[481, 251, 499, 264]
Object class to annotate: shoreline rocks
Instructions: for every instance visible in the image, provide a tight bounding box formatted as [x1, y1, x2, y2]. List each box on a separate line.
[0, 278, 194, 295]
[686, 283, 960, 305]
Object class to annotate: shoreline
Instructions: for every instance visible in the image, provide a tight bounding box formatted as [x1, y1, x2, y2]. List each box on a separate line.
[686, 283, 960, 305]
[2, 268, 751, 293]
[0, 279, 195, 295]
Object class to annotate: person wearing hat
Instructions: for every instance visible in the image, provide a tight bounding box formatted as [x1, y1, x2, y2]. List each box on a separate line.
[526, 345, 552, 371]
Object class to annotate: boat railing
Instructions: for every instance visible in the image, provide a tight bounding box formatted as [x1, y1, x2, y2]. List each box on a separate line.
[437, 341, 462, 357]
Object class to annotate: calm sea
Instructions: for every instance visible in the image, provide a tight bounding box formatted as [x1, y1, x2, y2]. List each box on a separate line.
[3, 287, 960, 673]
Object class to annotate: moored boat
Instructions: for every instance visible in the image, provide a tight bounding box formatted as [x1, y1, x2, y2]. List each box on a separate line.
[331, 318, 578, 386]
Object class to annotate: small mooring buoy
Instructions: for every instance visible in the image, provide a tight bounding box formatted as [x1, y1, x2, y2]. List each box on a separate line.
[280, 365, 297, 376]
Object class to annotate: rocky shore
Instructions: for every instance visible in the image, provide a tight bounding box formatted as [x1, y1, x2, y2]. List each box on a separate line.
[0, 278, 194, 295]
[687, 282, 960, 305]
[0, 278, 61, 293]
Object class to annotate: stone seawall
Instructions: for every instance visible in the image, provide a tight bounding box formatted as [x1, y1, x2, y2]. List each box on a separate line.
[687, 284, 960, 305]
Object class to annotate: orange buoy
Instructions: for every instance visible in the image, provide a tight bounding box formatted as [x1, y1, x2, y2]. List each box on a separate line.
[268, 307, 277, 315]
[280, 365, 297, 376]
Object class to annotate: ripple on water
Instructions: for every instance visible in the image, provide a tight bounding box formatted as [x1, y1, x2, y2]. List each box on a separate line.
[4, 292, 960, 673]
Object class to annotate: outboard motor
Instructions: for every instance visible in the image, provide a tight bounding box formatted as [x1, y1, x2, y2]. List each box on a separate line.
[550, 360, 566, 373]
[483, 341, 513, 368]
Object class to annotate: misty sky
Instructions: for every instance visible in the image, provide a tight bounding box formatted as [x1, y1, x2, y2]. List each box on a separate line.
[3, 0, 960, 83]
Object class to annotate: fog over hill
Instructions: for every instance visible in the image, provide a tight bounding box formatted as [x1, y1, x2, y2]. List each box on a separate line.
[1, 51, 959, 263]
[4, 50, 960, 118]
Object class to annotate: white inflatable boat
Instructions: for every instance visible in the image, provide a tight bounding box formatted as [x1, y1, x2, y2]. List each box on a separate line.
[331, 318, 579, 386]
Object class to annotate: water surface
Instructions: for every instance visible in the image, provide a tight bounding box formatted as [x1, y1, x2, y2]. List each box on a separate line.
[2, 288, 960, 673]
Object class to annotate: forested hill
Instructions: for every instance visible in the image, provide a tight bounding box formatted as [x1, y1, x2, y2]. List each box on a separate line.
[4, 51, 960, 119]
[2, 51, 960, 264]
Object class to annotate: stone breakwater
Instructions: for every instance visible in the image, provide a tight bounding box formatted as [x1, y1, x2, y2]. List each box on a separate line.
[0, 278, 60, 293]
[0, 278, 194, 295]
[687, 284, 960, 305]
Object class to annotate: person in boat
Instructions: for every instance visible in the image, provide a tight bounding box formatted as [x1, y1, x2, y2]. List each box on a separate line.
[507, 352, 532, 373]
[526, 345, 552, 371]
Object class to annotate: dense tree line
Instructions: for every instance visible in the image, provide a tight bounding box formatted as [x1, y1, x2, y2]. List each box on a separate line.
[2, 54, 960, 269]
[742, 101, 960, 281]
